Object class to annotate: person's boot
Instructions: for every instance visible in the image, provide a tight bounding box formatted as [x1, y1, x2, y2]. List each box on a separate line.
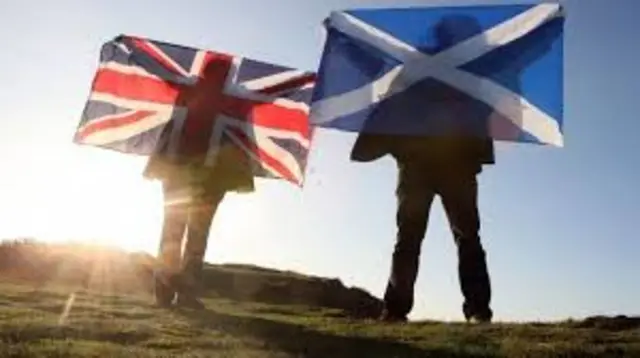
[463, 303, 493, 324]
[176, 293, 206, 310]
[378, 308, 408, 323]
[153, 268, 176, 308]
[174, 271, 205, 310]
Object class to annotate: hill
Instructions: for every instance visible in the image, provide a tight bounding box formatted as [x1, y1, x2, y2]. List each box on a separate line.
[0, 239, 638, 357]
[0, 239, 382, 318]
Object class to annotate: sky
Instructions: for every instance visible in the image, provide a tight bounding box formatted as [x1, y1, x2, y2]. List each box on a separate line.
[0, 0, 638, 322]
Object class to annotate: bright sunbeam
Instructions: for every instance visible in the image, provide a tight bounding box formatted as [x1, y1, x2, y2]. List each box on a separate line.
[0, 142, 273, 266]
[58, 292, 76, 326]
[2, 145, 163, 254]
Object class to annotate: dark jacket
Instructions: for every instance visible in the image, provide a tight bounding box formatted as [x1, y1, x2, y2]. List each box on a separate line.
[350, 67, 495, 173]
[351, 133, 494, 173]
[143, 126, 254, 194]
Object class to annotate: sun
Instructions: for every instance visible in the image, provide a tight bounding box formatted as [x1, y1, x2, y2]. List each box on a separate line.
[2, 143, 273, 264]
[22, 146, 165, 255]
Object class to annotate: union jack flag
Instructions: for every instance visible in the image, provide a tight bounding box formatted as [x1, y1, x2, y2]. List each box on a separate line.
[74, 35, 316, 186]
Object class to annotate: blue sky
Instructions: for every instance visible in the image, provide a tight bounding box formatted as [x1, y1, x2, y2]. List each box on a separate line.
[0, 0, 638, 322]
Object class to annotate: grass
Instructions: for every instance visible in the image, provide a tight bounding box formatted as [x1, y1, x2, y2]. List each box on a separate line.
[0, 282, 638, 357]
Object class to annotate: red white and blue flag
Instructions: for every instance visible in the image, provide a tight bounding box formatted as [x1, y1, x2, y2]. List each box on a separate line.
[74, 35, 316, 186]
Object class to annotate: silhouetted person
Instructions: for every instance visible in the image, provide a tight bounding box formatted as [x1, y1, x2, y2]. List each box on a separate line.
[144, 57, 256, 309]
[145, 133, 254, 309]
[350, 15, 495, 323]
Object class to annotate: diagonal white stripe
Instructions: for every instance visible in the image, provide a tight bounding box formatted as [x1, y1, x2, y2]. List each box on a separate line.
[204, 115, 304, 184]
[239, 70, 307, 91]
[224, 62, 313, 112]
[222, 61, 308, 111]
[224, 56, 243, 91]
[116, 42, 132, 55]
[190, 50, 208, 76]
[99, 61, 161, 80]
[252, 130, 304, 183]
[88, 92, 187, 157]
[78, 111, 172, 145]
[225, 83, 311, 113]
[226, 130, 285, 181]
[328, 3, 561, 68]
[312, 4, 564, 146]
[434, 4, 563, 67]
[203, 115, 279, 176]
[77, 110, 141, 135]
[142, 40, 191, 77]
[252, 125, 311, 148]
[262, 80, 315, 98]
[89, 93, 182, 114]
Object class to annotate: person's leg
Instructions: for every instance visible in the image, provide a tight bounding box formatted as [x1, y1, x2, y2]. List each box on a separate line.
[155, 181, 190, 306]
[176, 187, 225, 308]
[439, 171, 492, 322]
[382, 162, 435, 321]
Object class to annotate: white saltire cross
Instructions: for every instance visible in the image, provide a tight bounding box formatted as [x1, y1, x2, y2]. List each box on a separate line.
[311, 3, 565, 146]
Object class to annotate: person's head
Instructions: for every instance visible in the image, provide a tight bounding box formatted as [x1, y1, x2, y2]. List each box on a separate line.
[434, 15, 482, 49]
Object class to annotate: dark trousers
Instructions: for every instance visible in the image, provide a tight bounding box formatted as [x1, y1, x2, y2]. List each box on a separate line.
[383, 161, 492, 320]
[155, 181, 225, 302]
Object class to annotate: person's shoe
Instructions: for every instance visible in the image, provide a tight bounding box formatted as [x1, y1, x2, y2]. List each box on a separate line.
[154, 270, 176, 308]
[465, 310, 493, 324]
[379, 309, 408, 323]
[176, 294, 206, 310]
[463, 303, 492, 324]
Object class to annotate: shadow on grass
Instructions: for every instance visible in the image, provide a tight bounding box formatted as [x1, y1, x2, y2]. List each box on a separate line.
[176, 308, 498, 358]
[0, 289, 68, 304]
[576, 316, 640, 331]
[0, 324, 153, 346]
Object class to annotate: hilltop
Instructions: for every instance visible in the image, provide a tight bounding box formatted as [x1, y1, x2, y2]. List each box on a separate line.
[0, 238, 382, 318]
[0, 239, 638, 357]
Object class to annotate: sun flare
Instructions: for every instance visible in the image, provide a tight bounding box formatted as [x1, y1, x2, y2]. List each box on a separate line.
[8, 147, 164, 254]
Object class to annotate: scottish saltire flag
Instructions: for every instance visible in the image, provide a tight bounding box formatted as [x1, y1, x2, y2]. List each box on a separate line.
[310, 3, 565, 146]
[74, 35, 316, 186]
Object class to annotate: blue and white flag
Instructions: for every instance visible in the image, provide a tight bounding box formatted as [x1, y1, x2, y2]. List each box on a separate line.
[309, 3, 565, 146]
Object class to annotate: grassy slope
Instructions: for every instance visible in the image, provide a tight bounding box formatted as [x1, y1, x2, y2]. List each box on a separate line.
[0, 283, 638, 358]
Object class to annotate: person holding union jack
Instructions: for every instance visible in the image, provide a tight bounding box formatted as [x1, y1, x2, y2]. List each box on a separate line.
[73, 34, 317, 309]
[144, 120, 255, 310]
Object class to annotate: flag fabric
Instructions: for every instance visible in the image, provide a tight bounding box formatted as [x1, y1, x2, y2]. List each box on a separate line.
[309, 3, 566, 146]
[74, 35, 316, 186]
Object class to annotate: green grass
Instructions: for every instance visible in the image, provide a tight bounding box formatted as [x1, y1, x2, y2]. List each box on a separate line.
[0, 283, 638, 357]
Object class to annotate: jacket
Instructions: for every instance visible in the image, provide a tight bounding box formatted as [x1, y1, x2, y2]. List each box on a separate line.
[143, 125, 255, 194]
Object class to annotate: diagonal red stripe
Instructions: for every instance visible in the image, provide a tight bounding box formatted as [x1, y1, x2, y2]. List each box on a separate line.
[130, 38, 186, 77]
[76, 110, 154, 141]
[257, 73, 316, 95]
[227, 127, 298, 184]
